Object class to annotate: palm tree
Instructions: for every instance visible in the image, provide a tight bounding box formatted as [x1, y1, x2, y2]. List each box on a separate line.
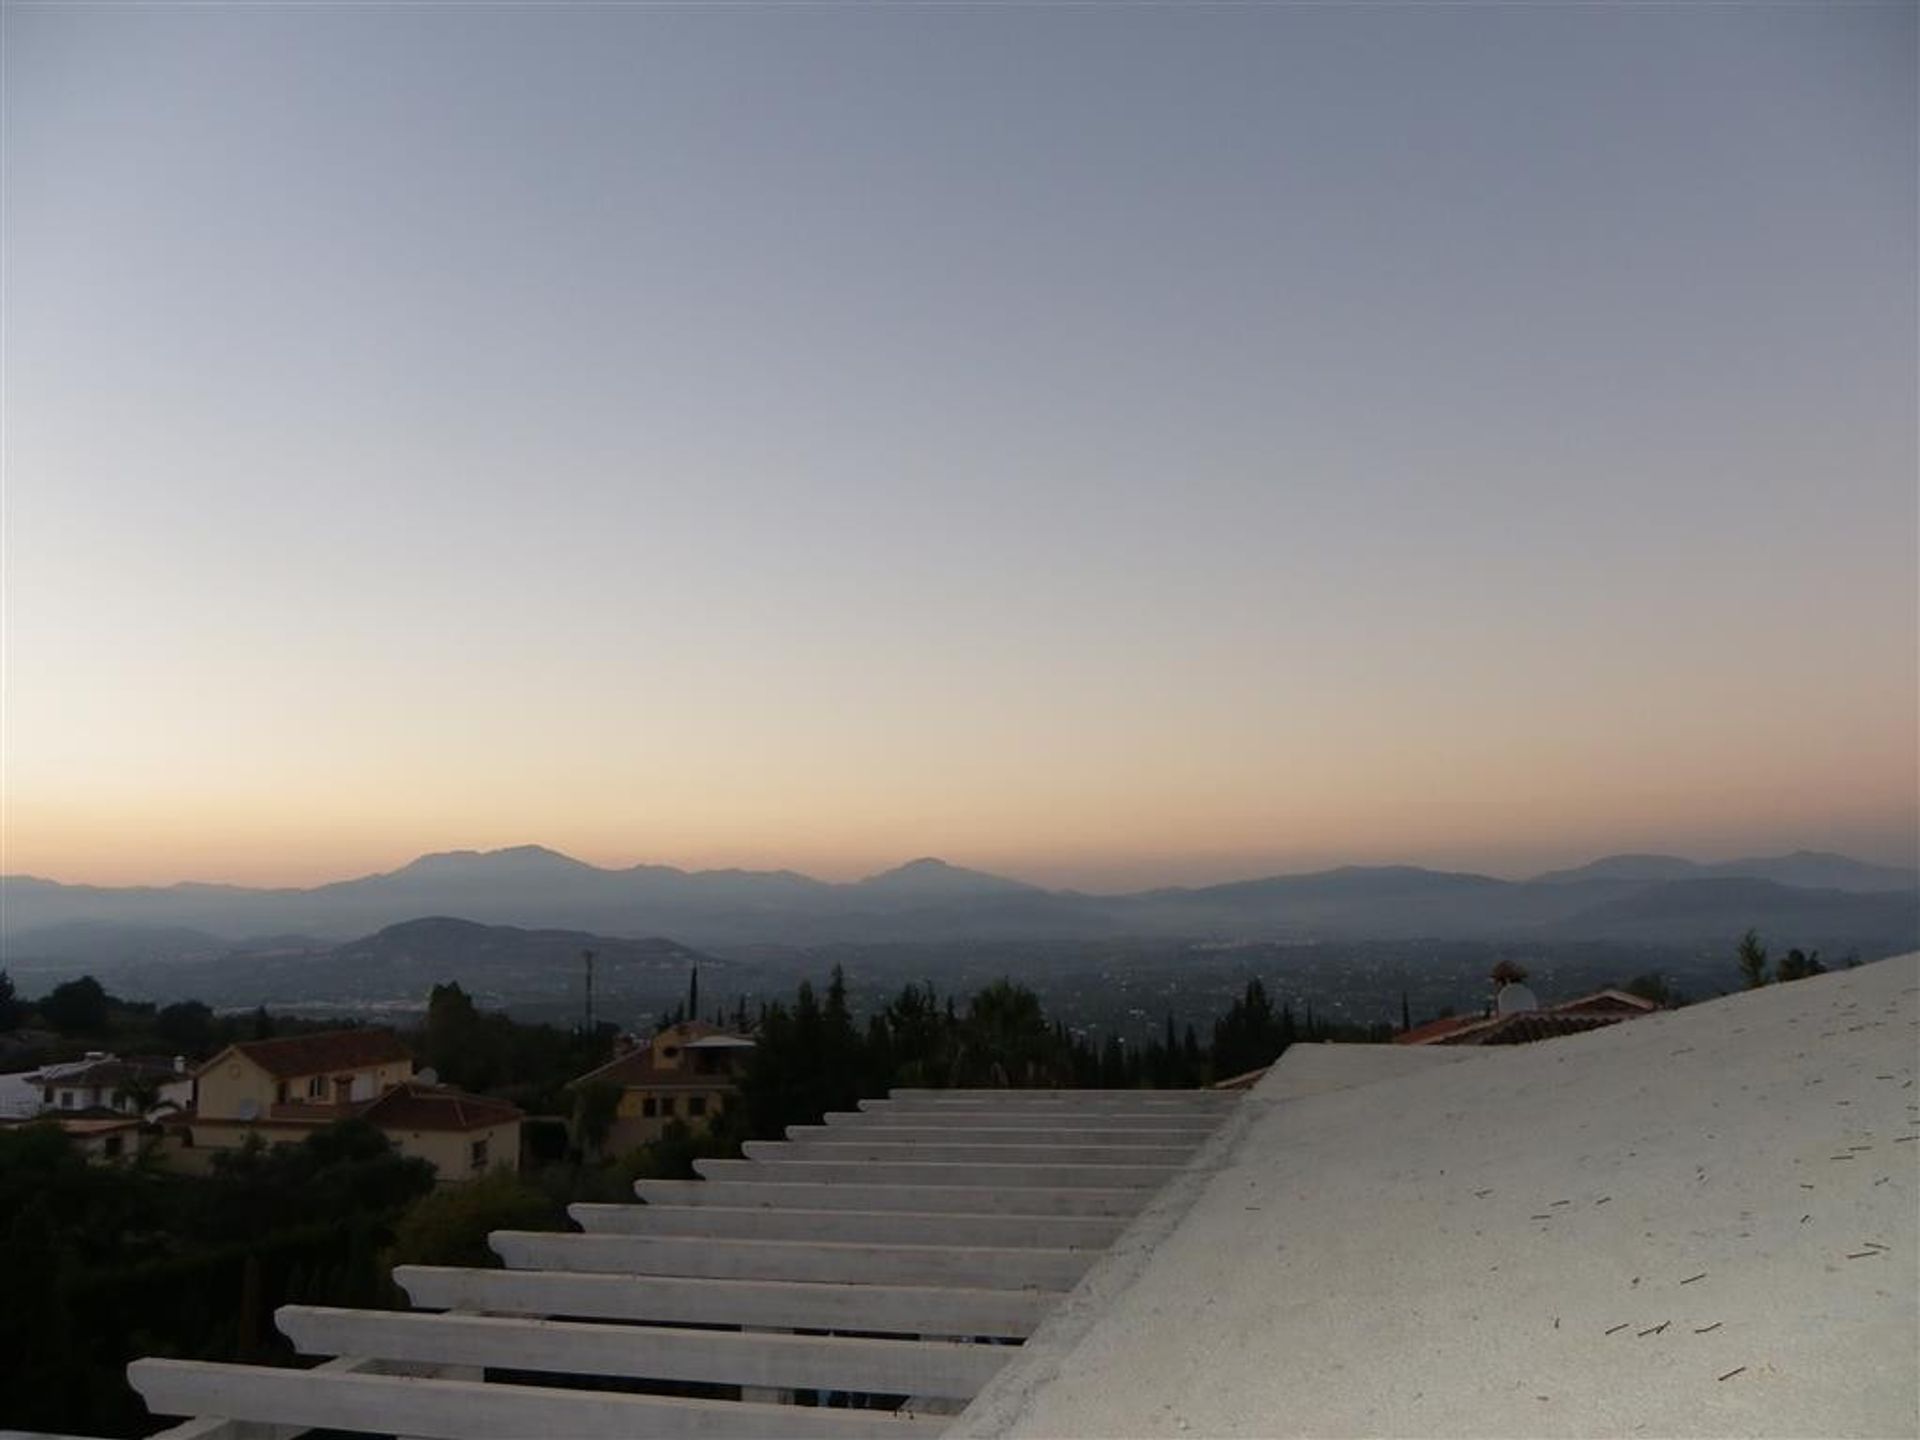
[115, 1072, 165, 1117]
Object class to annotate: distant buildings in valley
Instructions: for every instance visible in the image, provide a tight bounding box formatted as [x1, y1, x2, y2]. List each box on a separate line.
[178, 1029, 522, 1180]
[569, 1019, 755, 1152]
[0, 1029, 523, 1182]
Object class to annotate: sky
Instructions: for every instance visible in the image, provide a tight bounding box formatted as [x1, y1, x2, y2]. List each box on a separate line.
[3, 3, 1915, 890]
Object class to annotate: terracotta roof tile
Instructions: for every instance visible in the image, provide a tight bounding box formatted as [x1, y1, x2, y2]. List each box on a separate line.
[355, 1082, 521, 1132]
[1395, 1014, 1486, 1045]
[211, 1029, 414, 1080]
[1554, 989, 1661, 1016]
[1436, 1011, 1628, 1045]
[570, 1022, 754, 1089]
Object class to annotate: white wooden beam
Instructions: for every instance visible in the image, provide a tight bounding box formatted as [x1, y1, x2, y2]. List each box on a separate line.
[490, 1231, 1093, 1290]
[745, 1139, 1196, 1166]
[694, 1157, 1178, 1189]
[576, 1202, 1127, 1250]
[880, 1090, 1233, 1111]
[394, 1265, 1055, 1337]
[275, 1306, 1010, 1400]
[634, 1178, 1148, 1217]
[840, 1113, 1213, 1136]
[792, 1121, 1212, 1145]
[128, 1360, 946, 1439]
[141, 1356, 426, 1440]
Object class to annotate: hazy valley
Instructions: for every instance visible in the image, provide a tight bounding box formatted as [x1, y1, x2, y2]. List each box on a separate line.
[5, 846, 1913, 1038]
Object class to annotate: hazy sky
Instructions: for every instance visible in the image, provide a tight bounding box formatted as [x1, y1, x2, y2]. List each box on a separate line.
[4, 3, 1915, 889]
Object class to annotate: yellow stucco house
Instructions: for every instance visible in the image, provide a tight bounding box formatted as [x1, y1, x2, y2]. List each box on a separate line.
[178, 1028, 520, 1181]
[571, 1020, 754, 1152]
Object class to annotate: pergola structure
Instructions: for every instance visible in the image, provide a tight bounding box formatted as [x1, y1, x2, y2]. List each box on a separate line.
[128, 1086, 1241, 1439]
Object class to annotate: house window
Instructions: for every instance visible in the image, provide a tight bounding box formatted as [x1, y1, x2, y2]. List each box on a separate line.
[662, 1047, 678, 1060]
[306, 1076, 327, 1099]
[275, 1082, 289, 1105]
[687, 1096, 707, 1118]
[641, 1097, 657, 1117]
[660, 1097, 676, 1117]
[59, 1091, 75, 1109]
[103, 1135, 124, 1159]
[470, 1138, 489, 1171]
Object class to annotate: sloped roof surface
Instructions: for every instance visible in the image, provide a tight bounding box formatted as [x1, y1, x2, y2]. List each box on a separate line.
[571, 1021, 753, 1088]
[1399, 987, 1661, 1046]
[1556, 988, 1662, 1015]
[955, 953, 1920, 1438]
[1394, 1013, 1485, 1045]
[355, 1081, 521, 1132]
[1435, 1009, 1627, 1045]
[31, 1054, 179, 1088]
[218, 1029, 413, 1079]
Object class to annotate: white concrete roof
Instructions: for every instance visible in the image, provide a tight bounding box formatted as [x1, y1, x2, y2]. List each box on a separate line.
[952, 953, 1920, 1439]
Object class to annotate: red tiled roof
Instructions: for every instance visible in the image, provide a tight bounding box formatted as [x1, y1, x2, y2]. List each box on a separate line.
[207, 1029, 414, 1080]
[573, 1048, 677, 1087]
[571, 1022, 753, 1089]
[1437, 1011, 1629, 1046]
[1554, 989, 1661, 1016]
[355, 1082, 521, 1133]
[1395, 1014, 1485, 1046]
[1399, 988, 1662, 1045]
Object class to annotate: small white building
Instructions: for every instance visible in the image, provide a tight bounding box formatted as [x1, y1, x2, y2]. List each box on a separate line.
[25, 1052, 192, 1115]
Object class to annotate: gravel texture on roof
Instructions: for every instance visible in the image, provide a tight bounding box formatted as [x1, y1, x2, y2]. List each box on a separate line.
[953, 953, 1920, 1439]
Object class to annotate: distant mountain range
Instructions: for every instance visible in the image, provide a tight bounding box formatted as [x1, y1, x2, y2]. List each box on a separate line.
[1530, 851, 1918, 891]
[4, 846, 1914, 967]
[38, 917, 725, 1019]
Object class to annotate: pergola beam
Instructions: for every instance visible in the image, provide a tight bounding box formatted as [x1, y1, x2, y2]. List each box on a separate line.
[745, 1139, 1197, 1166]
[572, 1202, 1126, 1249]
[275, 1305, 1010, 1399]
[837, 1113, 1221, 1136]
[794, 1121, 1213, 1144]
[394, 1264, 1054, 1337]
[489, 1230, 1095, 1290]
[635, 1178, 1149, 1216]
[693, 1157, 1177, 1189]
[128, 1359, 947, 1440]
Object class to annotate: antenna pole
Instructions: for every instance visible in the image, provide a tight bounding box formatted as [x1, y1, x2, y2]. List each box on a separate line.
[582, 948, 596, 1033]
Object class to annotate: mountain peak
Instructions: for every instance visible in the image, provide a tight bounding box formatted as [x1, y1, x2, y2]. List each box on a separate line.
[394, 845, 596, 876]
[1531, 853, 1699, 886]
[855, 858, 1037, 894]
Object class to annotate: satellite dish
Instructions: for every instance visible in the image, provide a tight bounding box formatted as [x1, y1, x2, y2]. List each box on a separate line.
[417, 1068, 439, 1085]
[236, 1097, 260, 1121]
[1495, 983, 1540, 1016]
